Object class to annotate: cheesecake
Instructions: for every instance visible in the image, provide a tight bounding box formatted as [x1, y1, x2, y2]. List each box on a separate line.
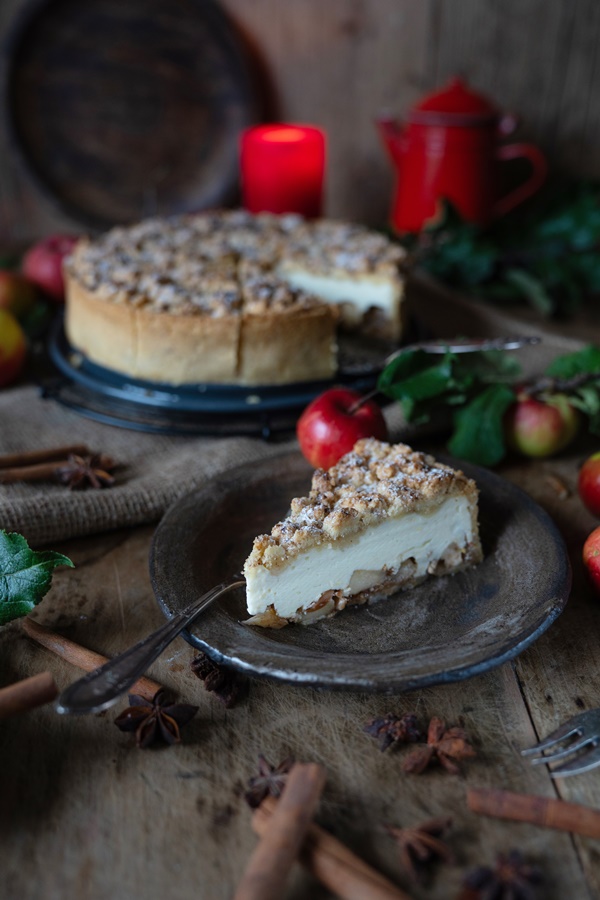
[64, 211, 407, 387]
[243, 439, 483, 627]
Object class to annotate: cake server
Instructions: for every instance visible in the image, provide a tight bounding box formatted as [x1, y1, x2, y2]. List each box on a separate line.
[55, 574, 245, 716]
[383, 334, 540, 364]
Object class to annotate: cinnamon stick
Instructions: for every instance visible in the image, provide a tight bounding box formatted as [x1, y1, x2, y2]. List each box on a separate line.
[0, 461, 67, 484]
[467, 787, 600, 840]
[234, 762, 327, 900]
[0, 445, 89, 469]
[21, 618, 161, 701]
[253, 795, 411, 900]
[0, 671, 58, 718]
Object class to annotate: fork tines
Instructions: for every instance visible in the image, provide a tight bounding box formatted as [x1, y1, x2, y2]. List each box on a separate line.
[522, 709, 600, 778]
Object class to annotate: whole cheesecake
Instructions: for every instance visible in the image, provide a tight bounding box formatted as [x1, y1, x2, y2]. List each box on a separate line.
[64, 210, 407, 386]
[243, 439, 483, 627]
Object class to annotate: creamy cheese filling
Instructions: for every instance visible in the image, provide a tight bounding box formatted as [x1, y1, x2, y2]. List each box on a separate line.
[245, 495, 473, 618]
[279, 269, 399, 322]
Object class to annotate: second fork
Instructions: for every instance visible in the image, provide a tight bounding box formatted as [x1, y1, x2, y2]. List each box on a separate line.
[521, 708, 600, 778]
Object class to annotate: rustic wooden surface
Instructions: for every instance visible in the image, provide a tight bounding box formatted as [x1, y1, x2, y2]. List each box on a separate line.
[2, 0, 600, 240]
[1, 443, 600, 899]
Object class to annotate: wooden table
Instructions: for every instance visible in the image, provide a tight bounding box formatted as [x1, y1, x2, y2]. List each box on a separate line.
[1, 444, 600, 900]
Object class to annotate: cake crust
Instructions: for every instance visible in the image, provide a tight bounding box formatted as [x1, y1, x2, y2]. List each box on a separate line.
[64, 211, 406, 385]
[64, 273, 242, 384]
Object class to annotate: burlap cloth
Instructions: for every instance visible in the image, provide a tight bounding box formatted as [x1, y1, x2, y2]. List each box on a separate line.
[0, 277, 593, 546]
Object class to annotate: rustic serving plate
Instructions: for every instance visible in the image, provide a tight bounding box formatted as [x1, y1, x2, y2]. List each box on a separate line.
[150, 451, 571, 693]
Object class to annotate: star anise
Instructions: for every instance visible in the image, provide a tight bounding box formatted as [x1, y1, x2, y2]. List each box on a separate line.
[56, 453, 116, 490]
[402, 716, 476, 774]
[462, 849, 543, 899]
[364, 712, 422, 751]
[244, 754, 295, 808]
[114, 689, 198, 748]
[190, 652, 247, 707]
[386, 816, 454, 882]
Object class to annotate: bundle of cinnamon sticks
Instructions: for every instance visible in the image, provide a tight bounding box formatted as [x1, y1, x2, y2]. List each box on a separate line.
[0, 444, 90, 484]
[234, 761, 411, 900]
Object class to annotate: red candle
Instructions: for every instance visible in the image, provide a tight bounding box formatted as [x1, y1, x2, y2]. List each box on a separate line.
[240, 124, 326, 218]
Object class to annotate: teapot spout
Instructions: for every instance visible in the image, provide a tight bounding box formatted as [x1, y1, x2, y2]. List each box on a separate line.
[376, 116, 406, 168]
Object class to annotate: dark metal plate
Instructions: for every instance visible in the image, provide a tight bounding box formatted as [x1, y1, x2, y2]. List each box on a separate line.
[150, 451, 572, 692]
[44, 315, 385, 435]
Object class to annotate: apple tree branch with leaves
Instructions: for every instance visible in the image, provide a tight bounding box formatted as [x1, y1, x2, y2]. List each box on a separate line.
[376, 344, 600, 467]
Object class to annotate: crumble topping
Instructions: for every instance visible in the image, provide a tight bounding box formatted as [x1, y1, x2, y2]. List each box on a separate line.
[65, 211, 406, 319]
[240, 263, 339, 316]
[279, 219, 407, 276]
[247, 439, 480, 568]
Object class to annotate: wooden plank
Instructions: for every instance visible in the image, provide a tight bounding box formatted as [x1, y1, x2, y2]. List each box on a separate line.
[0, 518, 593, 898]
[504, 451, 600, 897]
[431, 0, 566, 159]
[3, 0, 600, 235]
[223, 0, 431, 225]
[570, 2, 600, 176]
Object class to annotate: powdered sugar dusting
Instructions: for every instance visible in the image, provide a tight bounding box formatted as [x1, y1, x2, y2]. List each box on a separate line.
[248, 439, 480, 566]
[65, 211, 405, 319]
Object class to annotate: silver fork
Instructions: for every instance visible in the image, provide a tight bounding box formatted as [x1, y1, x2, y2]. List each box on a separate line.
[521, 709, 600, 777]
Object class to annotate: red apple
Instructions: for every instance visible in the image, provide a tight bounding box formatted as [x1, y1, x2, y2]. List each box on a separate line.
[21, 234, 79, 302]
[504, 392, 579, 458]
[296, 387, 389, 469]
[0, 309, 27, 387]
[0, 270, 36, 319]
[583, 525, 600, 593]
[578, 451, 600, 516]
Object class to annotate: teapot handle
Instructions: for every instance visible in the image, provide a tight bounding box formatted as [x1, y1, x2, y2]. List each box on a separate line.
[492, 143, 548, 218]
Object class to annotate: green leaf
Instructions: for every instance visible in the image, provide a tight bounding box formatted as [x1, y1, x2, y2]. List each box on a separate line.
[453, 349, 521, 385]
[504, 268, 555, 317]
[0, 531, 74, 626]
[545, 345, 600, 378]
[20, 300, 54, 341]
[448, 384, 516, 466]
[378, 350, 455, 419]
[569, 383, 600, 429]
[410, 177, 600, 319]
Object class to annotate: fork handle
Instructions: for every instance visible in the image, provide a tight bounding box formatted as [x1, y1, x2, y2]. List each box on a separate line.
[55, 575, 245, 715]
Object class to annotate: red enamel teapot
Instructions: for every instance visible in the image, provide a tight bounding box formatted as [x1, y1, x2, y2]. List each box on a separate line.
[377, 77, 548, 233]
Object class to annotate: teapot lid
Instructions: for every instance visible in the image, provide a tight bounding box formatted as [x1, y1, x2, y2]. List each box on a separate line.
[410, 77, 499, 125]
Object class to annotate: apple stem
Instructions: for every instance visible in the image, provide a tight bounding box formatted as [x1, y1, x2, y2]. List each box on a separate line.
[347, 388, 381, 415]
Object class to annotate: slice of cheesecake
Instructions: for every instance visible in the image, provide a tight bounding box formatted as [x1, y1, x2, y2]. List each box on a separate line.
[243, 439, 483, 627]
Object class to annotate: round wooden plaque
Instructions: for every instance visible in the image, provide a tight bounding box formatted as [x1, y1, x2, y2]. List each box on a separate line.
[3, 0, 260, 227]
